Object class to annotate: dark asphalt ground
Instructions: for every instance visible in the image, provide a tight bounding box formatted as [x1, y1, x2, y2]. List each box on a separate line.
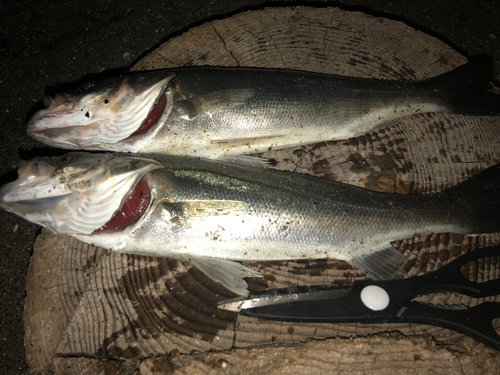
[1, 1, 499, 373]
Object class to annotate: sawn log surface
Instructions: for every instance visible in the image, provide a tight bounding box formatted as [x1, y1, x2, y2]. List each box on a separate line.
[25, 6, 500, 374]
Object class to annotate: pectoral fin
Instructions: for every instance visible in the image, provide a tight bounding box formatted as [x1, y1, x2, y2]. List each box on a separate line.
[179, 89, 254, 119]
[351, 244, 407, 280]
[217, 155, 275, 168]
[185, 255, 262, 296]
[166, 200, 250, 221]
[211, 135, 285, 149]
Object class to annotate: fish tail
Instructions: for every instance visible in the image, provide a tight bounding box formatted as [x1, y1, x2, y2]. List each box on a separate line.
[423, 59, 500, 116]
[452, 164, 500, 233]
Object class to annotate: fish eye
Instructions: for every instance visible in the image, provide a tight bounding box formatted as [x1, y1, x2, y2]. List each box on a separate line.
[104, 99, 109, 104]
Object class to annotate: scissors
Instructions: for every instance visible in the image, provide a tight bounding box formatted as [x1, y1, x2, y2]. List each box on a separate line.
[218, 246, 500, 351]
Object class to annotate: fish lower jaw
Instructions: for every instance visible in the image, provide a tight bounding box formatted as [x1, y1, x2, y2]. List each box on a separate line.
[27, 129, 79, 150]
[74, 232, 130, 252]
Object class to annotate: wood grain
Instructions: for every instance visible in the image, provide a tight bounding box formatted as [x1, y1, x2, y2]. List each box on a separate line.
[262, 114, 500, 194]
[25, 6, 500, 374]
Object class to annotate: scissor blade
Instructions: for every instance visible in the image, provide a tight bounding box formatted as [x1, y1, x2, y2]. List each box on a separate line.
[218, 287, 351, 312]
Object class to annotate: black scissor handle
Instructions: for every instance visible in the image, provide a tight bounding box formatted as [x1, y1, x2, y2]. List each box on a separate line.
[399, 301, 500, 351]
[385, 245, 500, 301]
[391, 246, 500, 351]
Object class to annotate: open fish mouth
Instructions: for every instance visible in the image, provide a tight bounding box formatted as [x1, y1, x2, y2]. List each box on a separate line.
[27, 73, 174, 152]
[0, 153, 163, 235]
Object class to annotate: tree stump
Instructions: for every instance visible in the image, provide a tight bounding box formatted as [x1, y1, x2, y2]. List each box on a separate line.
[24, 7, 500, 374]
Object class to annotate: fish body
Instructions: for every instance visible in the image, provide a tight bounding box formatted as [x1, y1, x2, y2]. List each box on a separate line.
[2, 153, 500, 295]
[27, 64, 500, 159]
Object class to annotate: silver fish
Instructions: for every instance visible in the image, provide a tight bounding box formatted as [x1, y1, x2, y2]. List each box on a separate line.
[27, 63, 499, 160]
[2, 153, 500, 295]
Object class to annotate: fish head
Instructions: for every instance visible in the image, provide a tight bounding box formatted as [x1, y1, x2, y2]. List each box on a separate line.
[0, 152, 164, 237]
[27, 72, 175, 152]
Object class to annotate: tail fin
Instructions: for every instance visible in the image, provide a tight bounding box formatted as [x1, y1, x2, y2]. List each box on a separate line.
[423, 59, 500, 116]
[452, 164, 500, 233]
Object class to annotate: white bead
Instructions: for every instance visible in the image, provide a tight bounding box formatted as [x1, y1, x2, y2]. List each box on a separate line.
[360, 285, 390, 311]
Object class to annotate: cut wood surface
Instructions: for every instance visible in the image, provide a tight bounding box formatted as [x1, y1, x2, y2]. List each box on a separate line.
[25, 6, 500, 374]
